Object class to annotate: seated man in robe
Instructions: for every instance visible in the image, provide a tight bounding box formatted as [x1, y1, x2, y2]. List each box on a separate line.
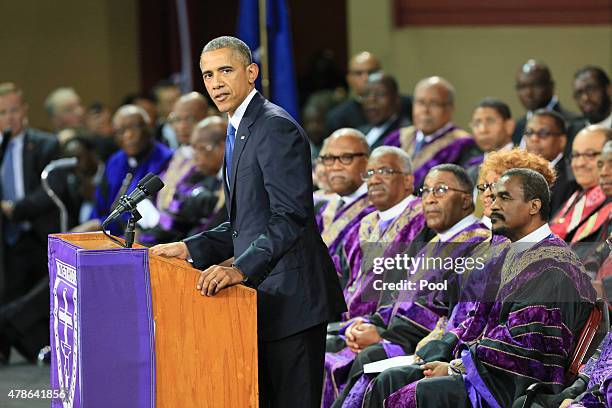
[317, 129, 376, 285]
[337, 146, 425, 322]
[155, 92, 208, 215]
[372, 168, 595, 408]
[324, 164, 491, 408]
[383, 76, 480, 187]
[551, 125, 610, 253]
[137, 116, 227, 244]
[89, 105, 173, 236]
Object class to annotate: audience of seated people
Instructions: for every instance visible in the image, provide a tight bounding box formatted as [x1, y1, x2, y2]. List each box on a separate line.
[0, 57, 610, 408]
[137, 116, 227, 244]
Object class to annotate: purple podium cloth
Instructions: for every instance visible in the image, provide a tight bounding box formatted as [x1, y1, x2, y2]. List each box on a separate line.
[48, 235, 155, 408]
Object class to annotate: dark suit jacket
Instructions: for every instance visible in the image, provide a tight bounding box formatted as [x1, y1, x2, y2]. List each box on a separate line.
[358, 116, 411, 149]
[0, 128, 60, 299]
[326, 95, 413, 133]
[185, 93, 346, 341]
[512, 100, 579, 146]
[1, 128, 61, 242]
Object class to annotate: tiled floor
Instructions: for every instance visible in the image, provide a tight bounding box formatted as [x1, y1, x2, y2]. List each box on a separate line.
[0, 349, 50, 408]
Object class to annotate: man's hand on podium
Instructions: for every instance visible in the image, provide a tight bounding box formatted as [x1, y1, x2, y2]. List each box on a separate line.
[197, 265, 246, 296]
[150, 242, 190, 259]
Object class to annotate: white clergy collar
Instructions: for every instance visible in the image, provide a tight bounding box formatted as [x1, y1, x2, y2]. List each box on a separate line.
[228, 88, 258, 132]
[339, 183, 368, 207]
[416, 122, 454, 144]
[515, 223, 552, 245]
[438, 214, 480, 242]
[378, 195, 416, 221]
[591, 111, 612, 128]
[550, 152, 564, 167]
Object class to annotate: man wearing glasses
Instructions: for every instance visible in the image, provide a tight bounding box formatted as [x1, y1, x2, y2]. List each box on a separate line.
[318, 129, 375, 286]
[383, 76, 479, 188]
[550, 125, 609, 245]
[524, 109, 578, 214]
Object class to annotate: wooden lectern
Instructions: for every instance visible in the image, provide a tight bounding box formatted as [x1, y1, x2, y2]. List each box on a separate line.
[48, 232, 258, 408]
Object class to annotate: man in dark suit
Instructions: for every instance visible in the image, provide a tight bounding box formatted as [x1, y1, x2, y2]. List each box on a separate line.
[358, 73, 410, 149]
[524, 109, 579, 214]
[151, 36, 346, 408]
[0, 82, 61, 363]
[513, 59, 578, 147]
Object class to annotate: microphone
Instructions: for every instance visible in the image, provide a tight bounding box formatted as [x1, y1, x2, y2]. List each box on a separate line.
[102, 173, 164, 227]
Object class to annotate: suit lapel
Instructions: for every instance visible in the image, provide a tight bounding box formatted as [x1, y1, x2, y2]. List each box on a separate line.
[228, 93, 264, 208]
[22, 130, 33, 193]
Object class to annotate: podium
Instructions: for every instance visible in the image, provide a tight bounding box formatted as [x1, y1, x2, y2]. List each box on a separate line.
[48, 232, 258, 407]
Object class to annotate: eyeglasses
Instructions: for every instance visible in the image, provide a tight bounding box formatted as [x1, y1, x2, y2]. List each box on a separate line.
[571, 151, 601, 160]
[414, 99, 449, 110]
[573, 84, 603, 100]
[320, 153, 368, 166]
[476, 182, 496, 193]
[419, 184, 470, 198]
[362, 168, 406, 180]
[523, 128, 563, 139]
[115, 123, 144, 135]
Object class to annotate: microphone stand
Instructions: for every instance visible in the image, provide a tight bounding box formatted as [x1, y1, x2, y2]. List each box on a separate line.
[124, 208, 142, 249]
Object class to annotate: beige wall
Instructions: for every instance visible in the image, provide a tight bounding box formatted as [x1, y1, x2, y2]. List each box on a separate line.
[0, 0, 140, 131]
[348, 0, 612, 128]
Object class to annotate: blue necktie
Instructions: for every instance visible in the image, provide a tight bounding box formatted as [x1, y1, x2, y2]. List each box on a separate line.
[225, 123, 236, 188]
[2, 140, 21, 245]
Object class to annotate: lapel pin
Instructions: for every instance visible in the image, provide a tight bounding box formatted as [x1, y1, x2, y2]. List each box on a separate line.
[240, 135, 246, 140]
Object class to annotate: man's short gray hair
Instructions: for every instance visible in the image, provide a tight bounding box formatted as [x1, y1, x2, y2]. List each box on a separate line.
[370, 146, 413, 174]
[113, 104, 151, 126]
[44, 87, 79, 116]
[414, 76, 455, 105]
[328, 128, 370, 155]
[201, 36, 252, 66]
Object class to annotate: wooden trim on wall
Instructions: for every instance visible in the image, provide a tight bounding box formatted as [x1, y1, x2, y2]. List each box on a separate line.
[393, 0, 612, 26]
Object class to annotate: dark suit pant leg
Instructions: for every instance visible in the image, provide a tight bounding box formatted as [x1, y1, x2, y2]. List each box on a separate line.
[331, 343, 388, 407]
[1, 232, 49, 360]
[414, 375, 470, 408]
[362, 364, 426, 408]
[259, 323, 327, 408]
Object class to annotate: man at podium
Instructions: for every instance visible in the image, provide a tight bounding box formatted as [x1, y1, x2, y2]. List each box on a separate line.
[151, 36, 346, 408]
